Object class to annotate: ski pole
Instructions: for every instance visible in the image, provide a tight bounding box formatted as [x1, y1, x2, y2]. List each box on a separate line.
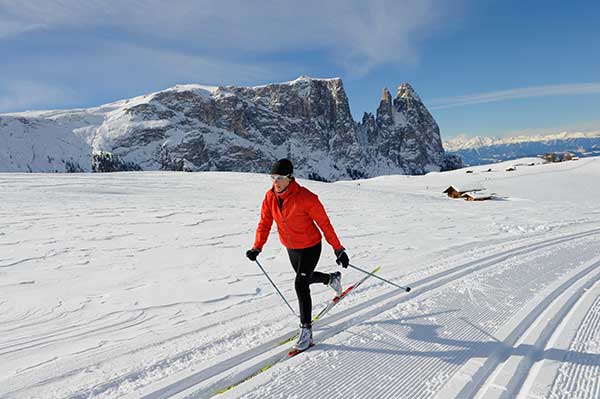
[254, 259, 297, 316]
[348, 263, 411, 292]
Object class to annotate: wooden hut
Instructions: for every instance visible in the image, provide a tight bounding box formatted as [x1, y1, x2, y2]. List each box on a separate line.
[443, 186, 485, 199]
[462, 191, 492, 201]
[443, 186, 462, 198]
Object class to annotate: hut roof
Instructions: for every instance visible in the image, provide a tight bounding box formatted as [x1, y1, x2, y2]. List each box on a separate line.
[443, 185, 484, 194]
[462, 191, 492, 201]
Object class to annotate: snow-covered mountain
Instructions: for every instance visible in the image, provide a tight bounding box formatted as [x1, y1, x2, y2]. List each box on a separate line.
[444, 131, 600, 165]
[357, 84, 461, 175]
[0, 77, 460, 180]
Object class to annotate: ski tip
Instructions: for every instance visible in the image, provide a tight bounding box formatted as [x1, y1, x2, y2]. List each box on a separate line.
[373, 266, 382, 273]
[287, 349, 300, 357]
[405, 286, 411, 292]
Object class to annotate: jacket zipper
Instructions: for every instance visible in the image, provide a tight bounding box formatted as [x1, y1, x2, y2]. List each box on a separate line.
[281, 200, 295, 249]
[277, 193, 297, 249]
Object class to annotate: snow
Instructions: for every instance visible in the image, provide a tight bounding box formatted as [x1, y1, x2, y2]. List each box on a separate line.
[444, 131, 600, 151]
[253, 75, 342, 89]
[0, 83, 230, 173]
[2, 157, 600, 398]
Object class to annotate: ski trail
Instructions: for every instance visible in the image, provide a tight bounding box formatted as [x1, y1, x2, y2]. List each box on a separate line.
[453, 256, 600, 398]
[207, 234, 600, 399]
[8, 227, 597, 399]
[134, 228, 600, 399]
[530, 288, 600, 399]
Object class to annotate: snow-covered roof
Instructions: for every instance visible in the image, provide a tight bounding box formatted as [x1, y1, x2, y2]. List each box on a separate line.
[443, 185, 485, 193]
[462, 190, 492, 199]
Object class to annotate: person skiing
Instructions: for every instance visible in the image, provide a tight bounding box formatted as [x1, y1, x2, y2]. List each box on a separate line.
[246, 158, 350, 351]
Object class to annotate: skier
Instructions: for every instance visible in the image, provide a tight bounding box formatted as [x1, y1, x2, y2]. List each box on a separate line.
[246, 158, 350, 351]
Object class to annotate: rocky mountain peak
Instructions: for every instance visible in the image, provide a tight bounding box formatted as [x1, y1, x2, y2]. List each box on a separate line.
[381, 87, 392, 103]
[375, 87, 395, 129]
[1, 77, 459, 178]
[396, 83, 420, 101]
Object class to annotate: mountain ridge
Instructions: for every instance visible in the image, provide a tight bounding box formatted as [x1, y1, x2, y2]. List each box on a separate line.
[0, 76, 460, 179]
[444, 131, 600, 166]
[444, 131, 600, 151]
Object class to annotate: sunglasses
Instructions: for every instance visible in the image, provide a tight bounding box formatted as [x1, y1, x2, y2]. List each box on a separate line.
[270, 175, 290, 181]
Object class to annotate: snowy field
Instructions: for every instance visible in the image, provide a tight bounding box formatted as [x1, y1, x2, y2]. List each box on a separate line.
[2, 157, 600, 399]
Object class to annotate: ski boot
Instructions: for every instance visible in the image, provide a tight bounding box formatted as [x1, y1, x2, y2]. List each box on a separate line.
[293, 323, 313, 351]
[328, 271, 342, 296]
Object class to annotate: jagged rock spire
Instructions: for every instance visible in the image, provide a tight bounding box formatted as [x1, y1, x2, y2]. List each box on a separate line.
[376, 87, 394, 127]
[396, 82, 422, 103]
[381, 87, 392, 103]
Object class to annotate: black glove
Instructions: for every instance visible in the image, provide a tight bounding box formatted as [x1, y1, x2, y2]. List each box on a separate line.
[246, 248, 261, 261]
[335, 248, 349, 268]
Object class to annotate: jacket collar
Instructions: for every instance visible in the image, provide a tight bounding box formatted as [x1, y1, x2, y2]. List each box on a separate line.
[273, 179, 300, 200]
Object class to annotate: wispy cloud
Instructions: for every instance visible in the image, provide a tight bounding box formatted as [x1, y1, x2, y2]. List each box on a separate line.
[0, 80, 79, 112]
[0, 43, 277, 112]
[0, 0, 459, 75]
[430, 83, 600, 110]
[0, 0, 463, 112]
[75, 43, 275, 86]
[0, 19, 42, 39]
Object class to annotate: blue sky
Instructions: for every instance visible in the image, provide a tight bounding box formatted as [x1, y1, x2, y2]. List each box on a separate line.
[1, 0, 599, 139]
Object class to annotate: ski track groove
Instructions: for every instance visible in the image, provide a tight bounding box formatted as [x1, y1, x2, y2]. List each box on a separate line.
[141, 227, 600, 399]
[456, 257, 600, 399]
[533, 281, 600, 399]
[508, 264, 600, 398]
[65, 237, 550, 398]
[222, 234, 600, 399]
[209, 234, 592, 396]
[112, 225, 584, 388]
[548, 295, 600, 398]
[6, 227, 597, 399]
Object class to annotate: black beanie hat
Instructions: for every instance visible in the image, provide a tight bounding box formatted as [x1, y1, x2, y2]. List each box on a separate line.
[270, 158, 293, 176]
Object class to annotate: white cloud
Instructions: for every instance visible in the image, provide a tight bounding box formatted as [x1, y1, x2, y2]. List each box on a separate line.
[0, 0, 457, 75]
[430, 83, 600, 110]
[0, 43, 279, 112]
[64, 42, 275, 86]
[0, 80, 79, 112]
[0, 18, 42, 38]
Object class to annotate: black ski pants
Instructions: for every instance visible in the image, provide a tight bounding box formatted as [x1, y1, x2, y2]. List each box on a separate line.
[287, 241, 330, 325]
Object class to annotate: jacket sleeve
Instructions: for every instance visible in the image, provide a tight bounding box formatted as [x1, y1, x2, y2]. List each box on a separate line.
[306, 193, 343, 251]
[253, 194, 273, 250]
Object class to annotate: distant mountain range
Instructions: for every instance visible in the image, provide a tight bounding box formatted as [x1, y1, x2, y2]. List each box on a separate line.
[0, 77, 461, 180]
[444, 132, 600, 166]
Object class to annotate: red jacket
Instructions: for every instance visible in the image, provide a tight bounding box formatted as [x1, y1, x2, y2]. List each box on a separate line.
[253, 180, 343, 251]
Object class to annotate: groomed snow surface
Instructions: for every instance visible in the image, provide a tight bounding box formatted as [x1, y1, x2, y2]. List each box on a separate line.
[2, 157, 600, 399]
